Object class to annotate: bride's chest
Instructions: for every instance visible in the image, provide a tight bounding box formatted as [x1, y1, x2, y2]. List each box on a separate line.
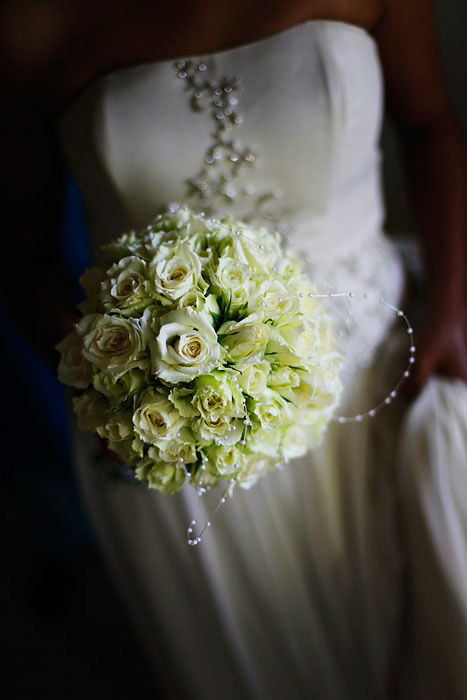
[60, 21, 383, 236]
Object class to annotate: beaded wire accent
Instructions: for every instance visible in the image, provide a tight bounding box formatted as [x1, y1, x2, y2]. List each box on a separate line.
[174, 59, 285, 227]
[172, 60, 417, 545]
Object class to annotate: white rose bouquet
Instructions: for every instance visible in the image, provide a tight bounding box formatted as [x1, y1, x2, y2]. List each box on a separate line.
[57, 208, 342, 494]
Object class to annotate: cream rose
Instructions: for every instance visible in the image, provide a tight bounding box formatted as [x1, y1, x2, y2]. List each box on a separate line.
[77, 267, 107, 315]
[192, 371, 243, 419]
[249, 279, 298, 318]
[151, 309, 222, 383]
[150, 240, 202, 300]
[237, 454, 274, 490]
[237, 362, 270, 397]
[101, 255, 151, 314]
[96, 409, 133, 442]
[248, 425, 281, 457]
[250, 390, 286, 430]
[205, 444, 243, 477]
[136, 459, 186, 494]
[192, 414, 242, 445]
[209, 255, 250, 290]
[93, 367, 146, 404]
[133, 387, 185, 446]
[56, 322, 93, 389]
[218, 313, 271, 365]
[281, 423, 311, 460]
[156, 440, 197, 465]
[82, 314, 146, 369]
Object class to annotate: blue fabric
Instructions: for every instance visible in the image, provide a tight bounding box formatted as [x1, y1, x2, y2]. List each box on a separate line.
[1, 175, 93, 553]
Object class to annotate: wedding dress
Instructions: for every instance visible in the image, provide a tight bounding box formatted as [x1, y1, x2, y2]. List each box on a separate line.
[59, 20, 467, 699]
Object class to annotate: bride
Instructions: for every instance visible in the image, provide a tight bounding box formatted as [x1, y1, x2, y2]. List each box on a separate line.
[3, 0, 467, 697]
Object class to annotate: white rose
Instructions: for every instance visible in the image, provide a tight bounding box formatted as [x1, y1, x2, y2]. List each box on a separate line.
[177, 288, 206, 312]
[93, 367, 146, 404]
[294, 365, 342, 410]
[267, 365, 300, 389]
[237, 454, 274, 489]
[150, 240, 202, 300]
[218, 313, 271, 365]
[101, 256, 151, 314]
[249, 389, 286, 430]
[276, 253, 303, 281]
[136, 458, 186, 494]
[249, 279, 298, 318]
[248, 425, 281, 457]
[237, 362, 270, 396]
[77, 267, 106, 314]
[133, 387, 185, 446]
[215, 224, 280, 274]
[282, 408, 332, 455]
[82, 314, 147, 370]
[96, 409, 133, 442]
[177, 290, 220, 320]
[192, 415, 242, 446]
[266, 318, 309, 365]
[151, 309, 223, 383]
[56, 320, 93, 389]
[229, 285, 250, 311]
[205, 444, 243, 477]
[103, 229, 146, 260]
[192, 371, 244, 419]
[280, 423, 310, 460]
[152, 441, 197, 465]
[209, 255, 250, 290]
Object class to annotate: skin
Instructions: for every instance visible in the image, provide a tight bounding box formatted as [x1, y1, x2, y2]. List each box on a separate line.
[0, 0, 465, 390]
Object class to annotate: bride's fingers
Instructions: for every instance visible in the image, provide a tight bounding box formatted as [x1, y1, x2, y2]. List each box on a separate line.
[402, 320, 467, 397]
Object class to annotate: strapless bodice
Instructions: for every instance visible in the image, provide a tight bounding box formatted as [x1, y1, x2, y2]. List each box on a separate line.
[59, 20, 384, 262]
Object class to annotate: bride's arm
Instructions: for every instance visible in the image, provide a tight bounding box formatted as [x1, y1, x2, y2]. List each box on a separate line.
[375, 0, 467, 391]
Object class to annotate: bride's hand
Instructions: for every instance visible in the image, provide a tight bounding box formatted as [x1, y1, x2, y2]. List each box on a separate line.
[403, 309, 467, 396]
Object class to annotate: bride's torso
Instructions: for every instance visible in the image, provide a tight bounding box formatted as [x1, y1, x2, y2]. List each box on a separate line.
[59, 19, 404, 370]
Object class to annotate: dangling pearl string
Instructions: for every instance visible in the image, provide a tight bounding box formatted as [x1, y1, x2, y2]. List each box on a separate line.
[186, 380, 249, 546]
[332, 297, 415, 422]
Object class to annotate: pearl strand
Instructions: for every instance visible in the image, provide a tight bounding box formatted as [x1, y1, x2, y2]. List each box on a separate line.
[186, 374, 249, 546]
[332, 298, 415, 423]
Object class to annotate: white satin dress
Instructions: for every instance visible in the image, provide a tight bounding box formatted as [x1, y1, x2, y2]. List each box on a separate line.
[59, 20, 467, 699]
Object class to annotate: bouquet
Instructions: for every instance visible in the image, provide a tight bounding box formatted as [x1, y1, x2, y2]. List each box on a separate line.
[57, 207, 342, 494]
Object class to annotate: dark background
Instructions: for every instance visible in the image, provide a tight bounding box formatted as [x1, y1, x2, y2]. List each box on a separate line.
[1, 1, 466, 698]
